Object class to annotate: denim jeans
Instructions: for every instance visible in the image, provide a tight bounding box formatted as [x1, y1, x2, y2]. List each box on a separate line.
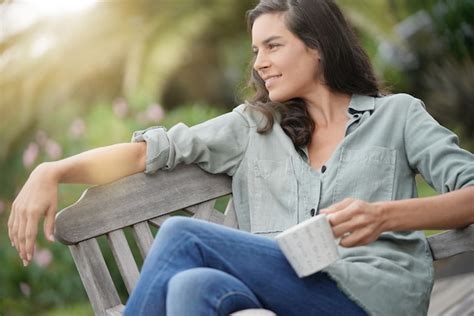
[123, 216, 367, 316]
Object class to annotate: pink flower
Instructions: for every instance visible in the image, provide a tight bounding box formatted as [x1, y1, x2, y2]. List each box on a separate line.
[22, 142, 39, 168]
[69, 118, 86, 139]
[33, 248, 53, 268]
[146, 103, 165, 122]
[113, 98, 129, 119]
[45, 139, 62, 160]
[20, 282, 31, 297]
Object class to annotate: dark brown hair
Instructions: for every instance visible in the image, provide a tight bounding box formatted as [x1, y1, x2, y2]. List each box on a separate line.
[246, 0, 380, 147]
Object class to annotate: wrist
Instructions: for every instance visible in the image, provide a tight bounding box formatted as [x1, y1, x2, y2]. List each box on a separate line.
[375, 200, 397, 232]
[37, 161, 63, 183]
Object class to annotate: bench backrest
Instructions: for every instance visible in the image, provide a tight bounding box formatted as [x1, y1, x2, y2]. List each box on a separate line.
[54, 164, 474, 316]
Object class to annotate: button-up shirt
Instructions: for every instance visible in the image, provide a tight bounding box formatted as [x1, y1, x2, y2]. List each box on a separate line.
[131, 93, 474, 315]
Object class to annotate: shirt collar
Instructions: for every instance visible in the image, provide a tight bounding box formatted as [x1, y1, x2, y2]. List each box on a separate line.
[347, 94, 375, 114]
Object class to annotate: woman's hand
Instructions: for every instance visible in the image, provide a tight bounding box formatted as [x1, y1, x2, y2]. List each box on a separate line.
[8, 162, 59, 267]
[320, 198, 387, 247]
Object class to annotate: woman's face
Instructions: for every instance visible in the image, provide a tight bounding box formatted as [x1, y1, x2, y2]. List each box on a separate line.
[252, 13, 321, 102]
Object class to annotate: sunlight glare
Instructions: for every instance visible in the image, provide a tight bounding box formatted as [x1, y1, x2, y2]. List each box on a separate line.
[0, 0, 98, 39]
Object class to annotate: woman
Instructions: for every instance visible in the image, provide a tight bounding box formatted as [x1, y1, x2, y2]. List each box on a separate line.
[8, 0, 474, 315]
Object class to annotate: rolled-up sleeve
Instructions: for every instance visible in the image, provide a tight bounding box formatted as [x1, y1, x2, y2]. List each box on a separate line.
[131, 105, 250, 176]
[404, 98, 474, 193]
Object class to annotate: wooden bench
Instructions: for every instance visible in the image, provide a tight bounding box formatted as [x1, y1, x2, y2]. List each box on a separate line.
[54, 164, 474, 316]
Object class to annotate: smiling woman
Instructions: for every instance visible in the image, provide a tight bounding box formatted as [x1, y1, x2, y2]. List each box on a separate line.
[6, 0, 474, 315]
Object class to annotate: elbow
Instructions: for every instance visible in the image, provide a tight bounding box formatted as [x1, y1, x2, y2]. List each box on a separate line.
[136, 141, 147, 173]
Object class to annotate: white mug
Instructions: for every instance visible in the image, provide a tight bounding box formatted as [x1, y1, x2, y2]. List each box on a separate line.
[275, 214, 340, 278]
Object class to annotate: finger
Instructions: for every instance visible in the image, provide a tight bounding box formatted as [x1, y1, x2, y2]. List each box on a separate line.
[326, 202, 359, 227]
[332, 221, 357, 238]
[11, 206, 20, 252]
[17, 211, 28, 266]
[25, 215, 39, 263]
[8, 203, 15, 247]
[43, 203, 56, 243]
[340, 229, 369, 247]
[320, 198, 354, 214]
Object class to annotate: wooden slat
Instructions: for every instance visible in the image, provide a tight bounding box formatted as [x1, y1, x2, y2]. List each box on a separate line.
[106, 304, 125, 316]
[223, 197, 239, 229]
[428, 225, 474, 260]
[428, 272, 474, 316]
[69, 239, 121, 316]
[209, 210, 225, 225]
[188, 199, 226, 224]
[149, 214, 173, 228]
[187, 200, 215, 221]
[55, 164, 232, 245]
[132, 222, 154, 259]
[106, 229, 140, 294]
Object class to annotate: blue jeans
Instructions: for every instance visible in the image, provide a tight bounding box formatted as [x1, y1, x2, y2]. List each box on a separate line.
[124, 216, 367, 316]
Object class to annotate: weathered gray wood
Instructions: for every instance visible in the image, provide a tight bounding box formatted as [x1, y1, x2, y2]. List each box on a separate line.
[209, 209, 225, 225]
[223, 198, 239, 229]
[428, 272, 474, 316]
[132, 222, 154, 259]
[188, 200, 227, 224]
[106, 229, 140, 294]
[149, 214, 173, 228]
[427, 225, 474, 260]
[55, 164, 232, 245]
[105, 304, 125, 316]
[187, 200, 216, 221]
[69, 239, 121, 316]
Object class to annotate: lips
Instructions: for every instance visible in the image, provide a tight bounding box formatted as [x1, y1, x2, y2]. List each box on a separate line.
[263, 74, 281, 88]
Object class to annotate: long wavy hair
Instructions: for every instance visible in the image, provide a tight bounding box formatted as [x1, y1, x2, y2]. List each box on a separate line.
[246, 0, 381, 147]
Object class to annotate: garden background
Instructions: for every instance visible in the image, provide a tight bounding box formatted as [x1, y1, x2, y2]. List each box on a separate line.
[0, 0, 473, 315]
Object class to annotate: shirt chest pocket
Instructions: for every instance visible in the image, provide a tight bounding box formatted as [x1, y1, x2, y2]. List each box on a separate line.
[248, 158, 298, 234]
[333, 146, 396, 203]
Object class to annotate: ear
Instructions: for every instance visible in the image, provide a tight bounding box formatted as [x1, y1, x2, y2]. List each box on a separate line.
[313, 49, 321, 62]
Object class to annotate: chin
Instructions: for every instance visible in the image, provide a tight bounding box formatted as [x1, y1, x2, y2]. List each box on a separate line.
[268, 91, 291, 103]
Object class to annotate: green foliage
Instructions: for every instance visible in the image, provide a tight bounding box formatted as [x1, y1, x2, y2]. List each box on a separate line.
[0, 100, 221, 315]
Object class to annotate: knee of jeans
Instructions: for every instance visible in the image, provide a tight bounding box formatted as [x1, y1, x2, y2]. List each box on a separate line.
[158, 216, 195, 238]
[162, 216, 196, 231]
[167, 268, 212, 297]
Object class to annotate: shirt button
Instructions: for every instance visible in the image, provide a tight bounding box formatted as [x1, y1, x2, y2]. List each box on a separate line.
[321, 165, 327, 173]
[310, 208, 316, 216]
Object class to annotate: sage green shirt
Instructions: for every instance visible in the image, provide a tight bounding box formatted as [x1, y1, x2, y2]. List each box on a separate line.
[131, 93, 474, 315]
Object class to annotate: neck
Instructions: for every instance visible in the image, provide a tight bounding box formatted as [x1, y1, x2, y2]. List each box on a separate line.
[303, 87, 351, 128]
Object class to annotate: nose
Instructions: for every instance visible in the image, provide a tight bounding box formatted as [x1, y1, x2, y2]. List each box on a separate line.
[253, 51, 270, 72]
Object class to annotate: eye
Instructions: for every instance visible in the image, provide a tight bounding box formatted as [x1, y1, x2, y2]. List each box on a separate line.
[268, 43, 280, 50]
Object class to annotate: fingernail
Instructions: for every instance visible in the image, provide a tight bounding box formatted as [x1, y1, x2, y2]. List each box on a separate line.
[11, 242, 15, 247]
[27, 253, 32, 261]
[23, 260, 28, 267]
[49, 235, 55, 242]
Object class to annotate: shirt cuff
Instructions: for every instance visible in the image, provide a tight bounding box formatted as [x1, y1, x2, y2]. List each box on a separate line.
[130, 126, 170, 174]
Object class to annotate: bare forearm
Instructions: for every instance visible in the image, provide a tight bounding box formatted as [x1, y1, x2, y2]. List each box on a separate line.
[44, 142, 146, 185]
[380, 186, 474, 231]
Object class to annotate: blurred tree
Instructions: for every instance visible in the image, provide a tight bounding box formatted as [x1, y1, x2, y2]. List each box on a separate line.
[378, 0, 474, 144]
[0, 0, 255, 161]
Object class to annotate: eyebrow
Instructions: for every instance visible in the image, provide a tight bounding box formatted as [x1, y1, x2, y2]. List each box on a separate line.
[251, 35, 283, 50]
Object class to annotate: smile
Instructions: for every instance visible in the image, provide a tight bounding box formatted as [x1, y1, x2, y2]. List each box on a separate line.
[264, 75, 282, 88]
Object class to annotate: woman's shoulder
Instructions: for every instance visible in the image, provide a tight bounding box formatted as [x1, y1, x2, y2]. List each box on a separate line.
[374, 93, 421, 109]
[232, 102, 269, 129]
[371, 93, 427, 120]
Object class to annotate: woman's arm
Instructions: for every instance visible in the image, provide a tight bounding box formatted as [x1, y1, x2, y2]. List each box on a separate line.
[8, 142, 146, 267]
[321, 186, 474, 247]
